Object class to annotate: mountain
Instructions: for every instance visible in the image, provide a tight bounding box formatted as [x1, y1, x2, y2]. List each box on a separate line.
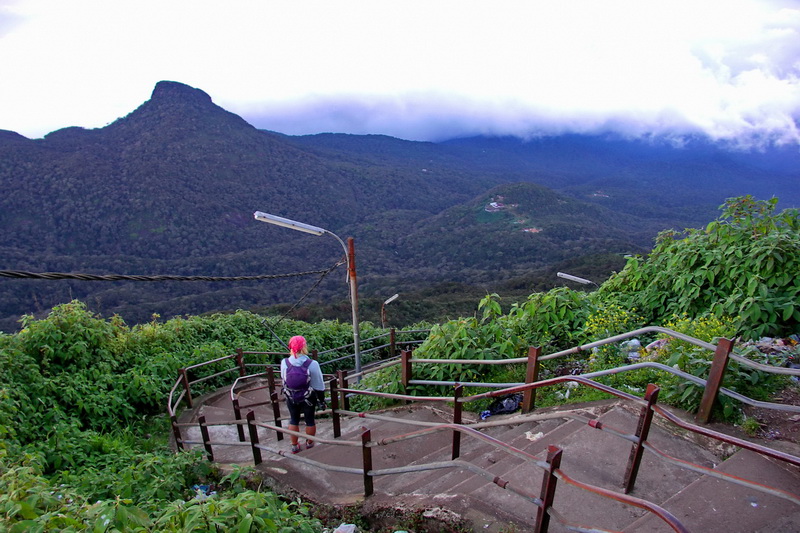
[439, 135, 800, 218]
[288, 132, 799, 227]
[0, 81, 797, 332]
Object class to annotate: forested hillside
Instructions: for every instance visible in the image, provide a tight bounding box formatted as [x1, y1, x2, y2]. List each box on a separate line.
[1, 196, 797, 531]
[1, 80, 797, 332]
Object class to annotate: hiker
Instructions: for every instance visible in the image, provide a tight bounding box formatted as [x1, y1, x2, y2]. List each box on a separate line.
[280, 335, 325, 453]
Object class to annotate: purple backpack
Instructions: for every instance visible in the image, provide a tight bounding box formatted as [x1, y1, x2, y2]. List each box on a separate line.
[283, 358, 312, 403]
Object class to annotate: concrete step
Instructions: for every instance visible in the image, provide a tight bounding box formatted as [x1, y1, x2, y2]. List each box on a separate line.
[252, 404, 461, 502]
[383, 419, 535, 496]
[181, 393, 800, 533]
[353, 410, 595, 531]
[423, 417, 580, 498]
[361, 415, 583, 533]
[424, 418, 586, 532]
[479, 404, 723, 532]
[624, 448, 800, 533]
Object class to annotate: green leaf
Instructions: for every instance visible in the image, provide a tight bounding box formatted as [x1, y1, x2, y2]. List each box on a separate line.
[238, 514, 254, 533]
[678, 388, 694, 403]
[723, 402, 734, 418]
[10, 521, 43, 533]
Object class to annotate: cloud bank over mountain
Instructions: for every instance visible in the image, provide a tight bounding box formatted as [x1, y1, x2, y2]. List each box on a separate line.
[1, 0, 798, 147]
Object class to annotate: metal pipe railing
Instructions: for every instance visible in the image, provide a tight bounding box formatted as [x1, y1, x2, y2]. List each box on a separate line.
[169, 325, 799, 532]
[408, 360, 800, 413]
[179, 372, 800, 533]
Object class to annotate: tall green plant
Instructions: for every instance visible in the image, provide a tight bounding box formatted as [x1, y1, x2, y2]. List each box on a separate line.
[601, 196, 800, 339]
[506, 287, 593, 350]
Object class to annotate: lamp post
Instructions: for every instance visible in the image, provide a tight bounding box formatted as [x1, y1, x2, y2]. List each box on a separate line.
[381, 293, 399, 329]
[556, 271, 600, 289]
[254, 211, 362, 375]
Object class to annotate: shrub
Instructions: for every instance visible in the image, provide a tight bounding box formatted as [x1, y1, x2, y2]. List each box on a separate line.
[653, 315, 787, 421]
[601, 196, 800, 339]
[583, 304, 646, 369]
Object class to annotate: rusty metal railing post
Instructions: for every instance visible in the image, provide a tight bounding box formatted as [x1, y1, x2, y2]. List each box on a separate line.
[232, 398, 246, 442]
[267, 366, 283, 441]
[522, 346, 541, 413]
[246, 410, 262, 465]
[535, 445, 563, 533]
[337, 369, 350, 411]
[179, 368, 193, 407]
[235, 348, 246, 377]
[270, 390, 283, 442]
[311, 348, 318, 360]
[452, 384, 463, 460]
[198, 415, 214, 461]
[170, 415, 184, 450]
[330, 377, 341, 438]
[361, 427, 374, 497]
[266, 365, 277, 398]
[389, 328, 397, 358]
[696, 337, 734, 424]
[623, 383, 660, 494]
[401, 349, 412, 400]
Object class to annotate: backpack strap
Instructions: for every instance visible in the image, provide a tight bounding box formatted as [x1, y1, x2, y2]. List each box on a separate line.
[283, 357, 311, 373]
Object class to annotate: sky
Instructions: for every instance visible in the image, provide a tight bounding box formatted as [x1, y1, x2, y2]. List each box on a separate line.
[1, 0, 799, 147]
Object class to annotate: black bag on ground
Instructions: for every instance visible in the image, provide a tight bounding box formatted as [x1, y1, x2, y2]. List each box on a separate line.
[480, 393, 523, 420]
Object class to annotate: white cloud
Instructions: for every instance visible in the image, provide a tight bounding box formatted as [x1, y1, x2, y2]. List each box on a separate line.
[0, 0, 798, 146]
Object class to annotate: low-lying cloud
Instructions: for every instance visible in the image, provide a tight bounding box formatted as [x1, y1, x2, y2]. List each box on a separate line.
[2, 0, 798, 148]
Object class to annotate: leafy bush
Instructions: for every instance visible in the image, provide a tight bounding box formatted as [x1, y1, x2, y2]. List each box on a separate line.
[601, 196, 800, 339]
[652, 315, 787, 421]
[17, 301, 126, 372]
[150, 490, 321, 532]
[583, 304, 646, 369]
[506, 287, 593, 351]
[0, 451, 319, 532]
[54, 448, 211, 507]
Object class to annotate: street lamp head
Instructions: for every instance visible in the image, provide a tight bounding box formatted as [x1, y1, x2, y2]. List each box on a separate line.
[384, 293, 400, 305]
[254, 211, 325, 236]
[253, 209, 362, 376]
[557, 272, 594, 285]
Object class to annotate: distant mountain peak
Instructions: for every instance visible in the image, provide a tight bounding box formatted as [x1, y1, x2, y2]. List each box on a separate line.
[100, 81, 256, 140]
[151, 81, 213, 106]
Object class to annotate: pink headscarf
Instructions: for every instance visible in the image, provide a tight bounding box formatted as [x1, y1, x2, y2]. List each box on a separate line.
[288, 335, 307, 354]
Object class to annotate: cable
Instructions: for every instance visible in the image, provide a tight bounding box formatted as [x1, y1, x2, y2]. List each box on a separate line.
[0, 269, 332, 282]
[262, 258, 346, 341]
[1, 261, 345, 342]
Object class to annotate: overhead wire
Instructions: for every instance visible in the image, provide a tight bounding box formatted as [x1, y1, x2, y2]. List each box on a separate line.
[0, 259, 347, 345]
[0, 268, 333, 282]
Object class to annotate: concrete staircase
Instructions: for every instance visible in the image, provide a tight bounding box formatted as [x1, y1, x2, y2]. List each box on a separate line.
[177, 383, 800, 532]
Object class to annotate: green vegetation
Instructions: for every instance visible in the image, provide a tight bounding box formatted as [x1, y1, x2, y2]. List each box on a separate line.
[0, 304, 409, 531]
[741, 416, 763, 437]
[600, 195, 800, 339]
[356, 197, 797, 419]
[1, 196, 797, 531]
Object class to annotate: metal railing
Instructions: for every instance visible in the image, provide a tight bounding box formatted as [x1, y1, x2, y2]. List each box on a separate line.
[182, 380, 691, 532]
[166, 328, 427, 448]
[168, 326, 800, 532]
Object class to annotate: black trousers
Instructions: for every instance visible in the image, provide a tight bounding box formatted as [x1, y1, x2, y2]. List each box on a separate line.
[286, 398, 316, 427]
